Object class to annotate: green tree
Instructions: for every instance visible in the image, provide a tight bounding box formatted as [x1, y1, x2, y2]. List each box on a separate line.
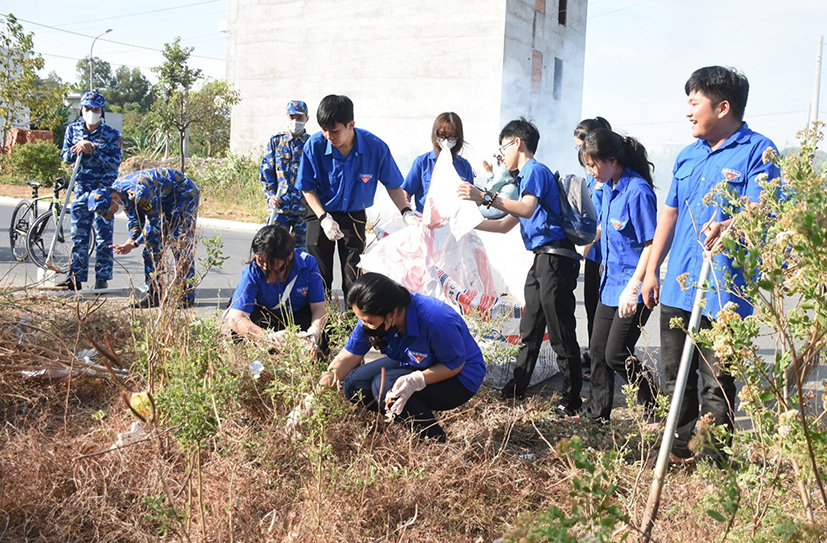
[188, 79, 240, 158]
[30, 71, 71, 144]
[74, 56, 114, 93]
[0, 13, 44, 149]
[152, 37, 203, 170]
[105, 66, 153, 113]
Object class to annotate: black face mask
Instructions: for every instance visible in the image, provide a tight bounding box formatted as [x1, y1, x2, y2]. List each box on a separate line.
[362, 321, 387, 338]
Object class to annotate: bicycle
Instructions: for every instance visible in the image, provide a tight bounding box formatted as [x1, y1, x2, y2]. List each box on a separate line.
[24, 179, 96, 273]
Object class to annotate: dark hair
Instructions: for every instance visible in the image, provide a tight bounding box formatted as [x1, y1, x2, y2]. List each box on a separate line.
[574, 116, 612, 166]
[248, 224, 295, 267]
[499, 117, 540, 154]
[581, 128, 654, 186]
[347, 272, 411, 317]
[573, 116, 611, 141]
[684, 66, 749, 121]
[431, 112, 465, 158]
[316, 94, 354, 129]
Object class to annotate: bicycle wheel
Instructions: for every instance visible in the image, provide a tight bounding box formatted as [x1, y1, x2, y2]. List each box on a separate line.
[9, 200, 34, 261]
[27, 212, 72, 273]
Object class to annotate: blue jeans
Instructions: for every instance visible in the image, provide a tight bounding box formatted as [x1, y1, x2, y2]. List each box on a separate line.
[342, 357, 475, 441]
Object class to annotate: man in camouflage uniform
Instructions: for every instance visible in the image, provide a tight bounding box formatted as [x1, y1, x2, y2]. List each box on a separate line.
[89, 168, 200, 308]
[260, 100, 311, 250]
[59, 91, 122, 290]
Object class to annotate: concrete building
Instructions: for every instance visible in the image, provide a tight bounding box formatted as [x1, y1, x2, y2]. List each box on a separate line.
[225, 0, 587, 178]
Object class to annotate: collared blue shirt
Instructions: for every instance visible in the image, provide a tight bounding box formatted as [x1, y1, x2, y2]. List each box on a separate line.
[402, 150, 474, 213]
[61, 120, 122, 193]
[112, 168, 200, 246]
[516, 158, 566, 251]
[344, 293, 486, 393]
[585, 174, 604, 263]
[661, 123, 779, 318]
[229, 249, 325, 315]
[296, 127, 404, 213]
[599, 168, 657, 306]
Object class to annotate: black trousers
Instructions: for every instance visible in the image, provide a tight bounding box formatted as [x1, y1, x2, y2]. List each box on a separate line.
[305, 209, 367, 301]
[585, 301, 656, 421]
[660, 305, 736, 460]
[342, 357, 475, 441]
[583, 258, 601, 345]
[512, 253, 582, 406]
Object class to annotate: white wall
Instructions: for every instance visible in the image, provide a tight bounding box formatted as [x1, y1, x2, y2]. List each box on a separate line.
[227, 0, 508, 177]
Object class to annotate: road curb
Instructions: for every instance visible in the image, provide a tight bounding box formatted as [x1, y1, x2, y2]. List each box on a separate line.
[2, 195, 263, 233]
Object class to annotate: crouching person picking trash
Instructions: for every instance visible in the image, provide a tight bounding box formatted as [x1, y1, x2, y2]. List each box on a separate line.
[318, 272, 486, 442]
[224, 224, 327, 353]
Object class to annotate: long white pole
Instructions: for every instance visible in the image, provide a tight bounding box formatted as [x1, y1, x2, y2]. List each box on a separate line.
[46, 154, 82, 271]
[640, 255, 712, 541]
[811, 36, 823, 127]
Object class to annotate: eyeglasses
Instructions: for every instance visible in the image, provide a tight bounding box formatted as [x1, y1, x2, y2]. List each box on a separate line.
[498, 139, 517, 156]
[436, 132, 458, 143]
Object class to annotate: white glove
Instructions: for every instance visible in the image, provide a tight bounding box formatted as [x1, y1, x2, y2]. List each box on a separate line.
[266, 329, 288, 346]
[385, 370, 426, 417]
[321, 214, 344, 241]
[299, 325, 321, 348]
[402, 208, 419, 227]
[618, 279, 643, 318]
[285, 394, 315, 432]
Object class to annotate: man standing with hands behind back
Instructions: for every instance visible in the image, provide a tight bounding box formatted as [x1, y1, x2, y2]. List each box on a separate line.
[297, 94, 417, 298]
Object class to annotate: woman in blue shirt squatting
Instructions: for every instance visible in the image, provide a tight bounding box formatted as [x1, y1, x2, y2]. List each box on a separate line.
[402, 112, 474, 213]
[318, 273, 486, 442]
[224, 225, 328, 354]
[573, 116, 612, 377]
[579, 128, 659, 422]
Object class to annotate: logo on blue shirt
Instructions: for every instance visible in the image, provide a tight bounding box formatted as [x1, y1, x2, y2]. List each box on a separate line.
[722, 168, 741, 182]
[406, 350, 428, 364]
[359, 173, 373, 183]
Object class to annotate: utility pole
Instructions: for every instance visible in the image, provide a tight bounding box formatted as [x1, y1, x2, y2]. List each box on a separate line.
[811, 35, 823, 127]
[88, 29, 113, 92]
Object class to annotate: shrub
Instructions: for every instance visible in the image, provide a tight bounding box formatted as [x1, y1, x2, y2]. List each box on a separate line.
[6, 140, 65, 186]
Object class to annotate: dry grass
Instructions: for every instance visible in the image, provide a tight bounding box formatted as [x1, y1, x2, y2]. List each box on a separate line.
[0, 294, 822, 542]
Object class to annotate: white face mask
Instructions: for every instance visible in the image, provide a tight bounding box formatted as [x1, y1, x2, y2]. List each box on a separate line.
[438, 137, 456, 151]
[83, 110, 102, 126]
[288, 120, 305, 134]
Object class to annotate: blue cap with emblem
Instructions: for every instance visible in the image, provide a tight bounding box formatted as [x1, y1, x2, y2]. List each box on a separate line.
[286, 100, 308, 115]
[88, 187, 113, 218]
[80, 91, 106, 111]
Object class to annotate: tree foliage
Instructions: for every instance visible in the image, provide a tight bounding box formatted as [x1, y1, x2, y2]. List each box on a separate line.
[105, 66, 153, 113]
[0, 13, 44, 149]
[189, 79, 240, 158]
[74, 56, 114, 93]
[29, 71, 71, 140]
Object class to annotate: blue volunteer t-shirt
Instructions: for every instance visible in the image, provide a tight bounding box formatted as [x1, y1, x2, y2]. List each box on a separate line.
[402, 150, 474, 213]
[661, 123, 779, 318]
[296, 127, 404, 213]
[585, 174, 604, 263]
[599, 168, 657, 306]
[230, 249, 325, 315]
[344, 293, 486, 393]
[516, 158, 567, 251]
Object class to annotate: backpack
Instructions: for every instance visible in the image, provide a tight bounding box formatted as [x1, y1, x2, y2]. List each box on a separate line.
[539, 172, 598, 246]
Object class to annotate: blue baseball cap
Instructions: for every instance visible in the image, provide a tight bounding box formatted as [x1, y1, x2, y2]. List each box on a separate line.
[286, 100, 308, 115]
[80, 91, 106, 110]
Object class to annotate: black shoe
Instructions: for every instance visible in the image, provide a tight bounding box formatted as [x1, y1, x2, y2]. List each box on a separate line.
[500, 379, 526, 401]
[94, 280, 108, 289]
[555, 401, 581, 419]
[56, 277, 81, 291]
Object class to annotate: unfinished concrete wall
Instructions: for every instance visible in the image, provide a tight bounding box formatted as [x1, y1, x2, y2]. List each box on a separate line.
[501, 0, 587, 175]
[226, 0, 509, 176]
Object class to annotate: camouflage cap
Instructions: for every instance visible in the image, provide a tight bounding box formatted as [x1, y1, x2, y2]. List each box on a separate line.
[286, 100, 308, 115]
[80, 91, 106, 110]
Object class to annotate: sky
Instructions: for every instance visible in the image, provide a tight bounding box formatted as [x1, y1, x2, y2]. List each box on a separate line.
[3, 0, 826, 154]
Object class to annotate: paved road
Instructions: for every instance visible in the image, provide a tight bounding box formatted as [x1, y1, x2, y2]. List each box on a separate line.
[1, 198, 343, 316]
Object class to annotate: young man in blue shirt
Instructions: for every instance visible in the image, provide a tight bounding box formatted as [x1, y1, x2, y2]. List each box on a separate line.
[296, 95, 416, 298]
[642, 66, 780, 464]
[458, 117, 582, 414]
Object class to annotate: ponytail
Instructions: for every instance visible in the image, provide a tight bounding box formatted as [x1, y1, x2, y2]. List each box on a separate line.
[582, 128, 654, 186]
